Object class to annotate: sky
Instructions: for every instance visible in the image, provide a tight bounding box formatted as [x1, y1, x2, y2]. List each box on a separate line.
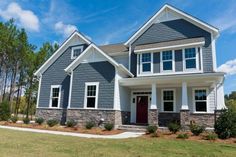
[0, 0, 235, 94]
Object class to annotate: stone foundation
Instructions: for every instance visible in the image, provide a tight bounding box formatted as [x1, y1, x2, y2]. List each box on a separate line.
[35, 108, 64, 124]
[148, 109, 158, 126]
[159, 112, 180, 127]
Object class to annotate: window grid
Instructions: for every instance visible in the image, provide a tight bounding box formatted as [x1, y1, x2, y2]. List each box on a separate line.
[50, 86, 60, 108]
[162, 90, 175, 112]
[185, 48, 196, 69]
[140, 53, 151, 73]
[162, 51, 173, 71]
[71, 46, 83, 59]
[194, 89, 207, 112]
[84, 83, 99, 109]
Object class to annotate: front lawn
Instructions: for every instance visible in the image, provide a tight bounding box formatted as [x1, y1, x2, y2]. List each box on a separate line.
[0, 129, 235, 157]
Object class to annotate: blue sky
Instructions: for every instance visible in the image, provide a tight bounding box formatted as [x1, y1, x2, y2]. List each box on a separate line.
[0, 0, 235, 94]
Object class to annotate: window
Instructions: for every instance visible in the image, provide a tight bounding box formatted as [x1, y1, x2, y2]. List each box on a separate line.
[71, 46, 83, 59]
[194, 89, 207, 112]
[162, 50, 173, 71]
[84, 82, 99, 108]
[50, 85, 61, 108]
[162, 90, 175, 112]
[140, 53, 152, 73]
[184, 48, 196, 69]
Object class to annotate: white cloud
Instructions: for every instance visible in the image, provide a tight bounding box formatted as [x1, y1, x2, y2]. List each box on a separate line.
[218, 59, 236, 75]
[54, 21, 77, 38]
[0, 2, 39, 31]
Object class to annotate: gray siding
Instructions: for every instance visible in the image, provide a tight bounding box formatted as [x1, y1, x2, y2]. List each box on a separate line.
[153, 52, 160, 73]
[175, 49, 183, 72]
[70, 61, 115, 109]
[38, 44, 87, 108]
[131, 19, 213, 75]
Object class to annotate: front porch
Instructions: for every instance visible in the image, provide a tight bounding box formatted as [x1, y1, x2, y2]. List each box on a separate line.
[119, 73, 225, 128]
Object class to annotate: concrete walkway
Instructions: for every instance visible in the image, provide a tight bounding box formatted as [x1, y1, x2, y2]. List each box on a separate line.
[0, 125, 144, 139]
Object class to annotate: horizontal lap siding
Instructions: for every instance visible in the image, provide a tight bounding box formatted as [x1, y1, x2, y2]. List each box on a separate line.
[71, 61, 115, 109]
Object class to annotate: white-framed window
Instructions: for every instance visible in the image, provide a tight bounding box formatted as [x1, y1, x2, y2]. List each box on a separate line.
[162, 89, 175, 112]
[84, 82, 99, 109]
[184, 47, 198, 70]
[71, 46, 83, 59]
[49, 85, 61, 108]
[161, 50, 174, 72]
[193, 89, 208, 112]
[139, 53, 152, 73]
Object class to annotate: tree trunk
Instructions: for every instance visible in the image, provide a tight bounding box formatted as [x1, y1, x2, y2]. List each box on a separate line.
[2, 69, 9, 101]
[26, 77, 33, 119]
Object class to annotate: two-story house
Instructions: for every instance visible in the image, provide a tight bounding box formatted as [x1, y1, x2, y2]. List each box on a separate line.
[34, 4, 226, 128]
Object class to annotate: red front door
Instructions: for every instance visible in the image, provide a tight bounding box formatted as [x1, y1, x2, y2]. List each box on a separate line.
[136, 96, 148, 124]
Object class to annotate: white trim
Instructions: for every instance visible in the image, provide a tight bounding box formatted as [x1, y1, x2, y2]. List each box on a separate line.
[128, 44, 131, 71]
[160, 50, 175, 73]
[181, 82, 188, 110]
[211, 33, 217, 71]
[71, 45, 83, 59]
[49, 85, 61, 108]
[134, 41, 205, 53]
[125, 4, 218, 45]
[83, 82, 99, 109]
[161, 89, 176, 112]
[192, 88, 208, 113]
[34, 31, 91, 76]
[67, 71, 73, 108]
[36, 74, 42, 108]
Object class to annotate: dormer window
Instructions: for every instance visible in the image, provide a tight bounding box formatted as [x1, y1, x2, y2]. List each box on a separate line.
[71, 46, 83, 59]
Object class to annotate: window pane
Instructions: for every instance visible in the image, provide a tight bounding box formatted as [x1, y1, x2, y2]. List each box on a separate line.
[163, 91, 174, 100]
[87, 97, 95, 108]
[73, 48, 82, 57]
[186, 59, 196, 69]
[195, 90, 207, 100]
[52, 88, 59, 97]
[185, 48, 196, 58]
[164, 102, 173, 111]
[163, 61, 172, 70]
[52, 98, 58, 107]
[142, 63, 151, 72]
[196, 102, 207, 112]
[162, 51, 172, 60]
[87, 85, 96, 96]
[142, 53, 151, 62]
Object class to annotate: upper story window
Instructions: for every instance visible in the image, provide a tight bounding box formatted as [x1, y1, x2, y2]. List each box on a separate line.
[71, 46, 83, 59]
[84, 82, 99, 109]
[50, 85, 61, 108]
[184, 48, 197, 69]
[193, 89, 207, 112]
[140, 53, 152, 73]
[161, 50, 174, 71]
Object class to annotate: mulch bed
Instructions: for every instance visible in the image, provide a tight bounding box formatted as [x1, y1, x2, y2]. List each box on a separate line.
[0, 121, 123, 135]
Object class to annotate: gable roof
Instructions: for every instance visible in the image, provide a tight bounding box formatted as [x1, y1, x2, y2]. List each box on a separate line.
[34, 31, 91, 77]
[125, 4, 219, 46]
[64, 43, 133, 77]
[99, 43, 128, 56]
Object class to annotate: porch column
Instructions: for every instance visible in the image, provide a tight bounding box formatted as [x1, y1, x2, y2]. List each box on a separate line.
[148, 83, 158, 126]
[180, 82, 190, 129]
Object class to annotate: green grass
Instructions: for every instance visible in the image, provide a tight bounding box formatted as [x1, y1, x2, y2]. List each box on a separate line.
[0, 129, 235, 157]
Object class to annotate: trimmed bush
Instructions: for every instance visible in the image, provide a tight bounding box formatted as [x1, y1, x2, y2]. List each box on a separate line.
[66, 119, 77, 127]
[0, 101, 10, 121]
[104, 123, 114, 131]
[10, 116, 18, 123]
[85, 121, 95, 129]
[214, 109, 236, 139]
[177, 133, 189, 139]
[146, 125, 158, 134]
[35, 117, 44, 125]
[168, 122, 181, 134]
[205, 133, 218, 140]
[190, 124, 205, 136]
[23, 117, 30, 124]
[47, 119, 59, 127]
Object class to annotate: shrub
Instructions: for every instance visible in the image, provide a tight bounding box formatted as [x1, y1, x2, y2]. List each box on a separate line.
[23, 117, 30, 124]
[205, 133, 218, 140]
[168, 122, 181, 134]
[214, 109, 236, 139]
[190, 124, 205, 136]
[177, 133, 189, 139]
[85, 121, 95, 129]
[66, 119, 77, 127]
[104, 123, 114, 131]
[35, 117, 44, 125]
[146, 125, 158, 134]
[47, 119, 59, 127]
[0, 101, 11, 121]
[10, 116, 18, 123]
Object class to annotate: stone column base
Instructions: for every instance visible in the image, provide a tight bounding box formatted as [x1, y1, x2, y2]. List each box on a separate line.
[148, 109, 158, 126]
[180, 109, 190, 129]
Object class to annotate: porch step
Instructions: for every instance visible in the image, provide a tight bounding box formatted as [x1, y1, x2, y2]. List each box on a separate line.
[117, 125, 147, 132]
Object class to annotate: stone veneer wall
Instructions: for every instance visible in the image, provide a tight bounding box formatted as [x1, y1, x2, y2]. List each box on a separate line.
[148, 109, 158, 126]
[158, 112, 180, 126]
[35, 108, 64, 122]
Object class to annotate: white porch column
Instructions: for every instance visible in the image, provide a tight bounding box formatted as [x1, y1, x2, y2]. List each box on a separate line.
[181, 82, 189, 110]
[151, 83, 157, 109]
[216, 83, 226, 110]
